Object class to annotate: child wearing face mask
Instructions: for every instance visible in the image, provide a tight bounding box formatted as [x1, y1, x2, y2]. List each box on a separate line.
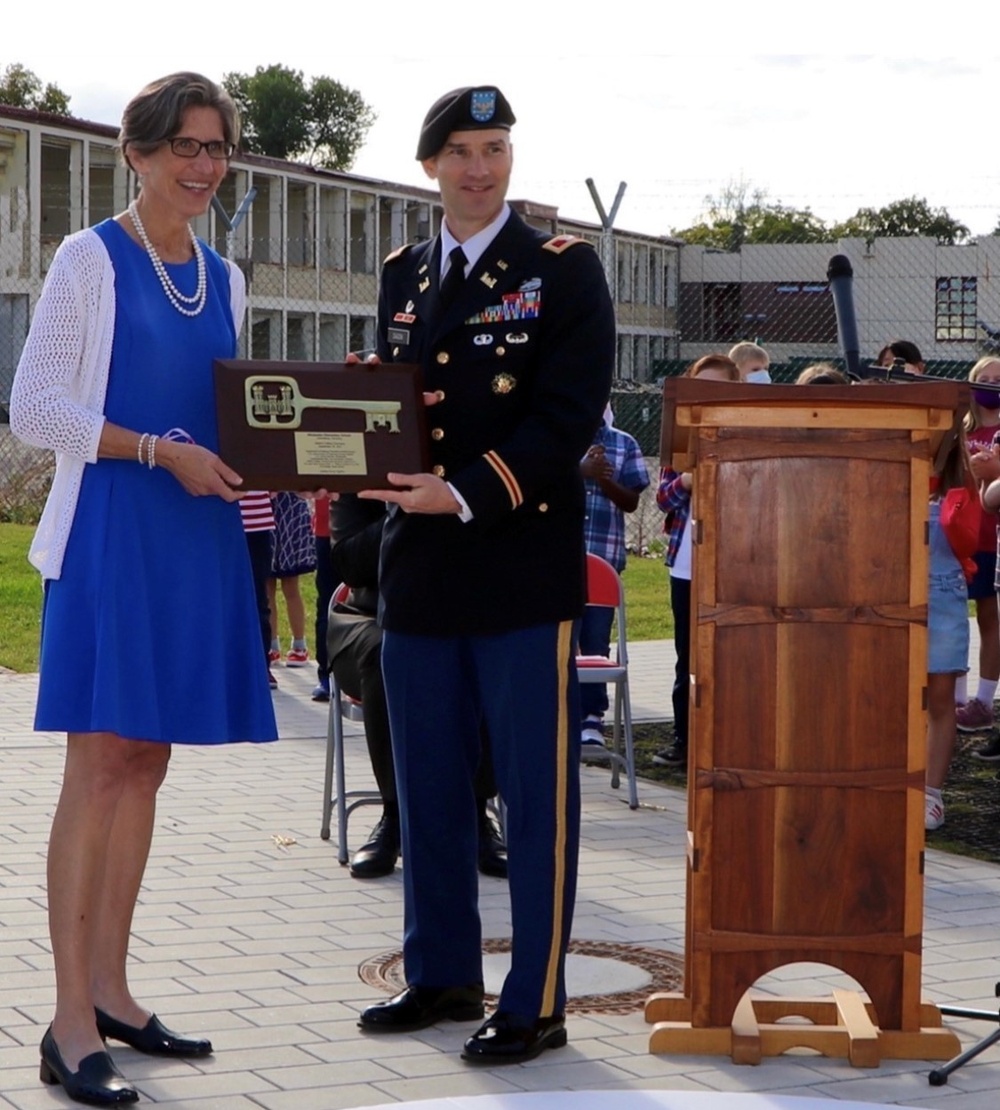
[956, 357, 1000, 739]
[728, 341, 771, 384]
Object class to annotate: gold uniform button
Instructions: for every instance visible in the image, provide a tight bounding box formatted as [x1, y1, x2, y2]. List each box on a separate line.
[495, 346, 506, 356]
[432, 464, 446, 477]
[436, 351, 450, 365]
[538, 502, 549, 513]
[435, 389, 446, 402]
[431, 427, 444, 441]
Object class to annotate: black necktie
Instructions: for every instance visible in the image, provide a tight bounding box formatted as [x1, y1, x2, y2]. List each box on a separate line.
[439, 245, 467, 309]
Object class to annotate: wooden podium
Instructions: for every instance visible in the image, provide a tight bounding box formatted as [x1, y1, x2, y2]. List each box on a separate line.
[646, 379, 966, 1067]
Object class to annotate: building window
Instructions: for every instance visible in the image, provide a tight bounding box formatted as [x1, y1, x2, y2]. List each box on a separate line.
[0, 294, 29, 406]
[349, 315, 374, 354]
[287, 182, 314, 267]
[319, 314, 347, 361]
[251, 176, 278, 264]
[935, 276, 977, 341]
[41, 140, 77, 242]
[350, 193, 374, 274]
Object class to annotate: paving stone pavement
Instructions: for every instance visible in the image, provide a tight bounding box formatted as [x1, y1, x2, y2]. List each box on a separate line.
[2, 634, 1000, 1109]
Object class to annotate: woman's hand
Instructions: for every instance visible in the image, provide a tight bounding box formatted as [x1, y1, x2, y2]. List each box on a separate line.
[157, 440, 244, 501]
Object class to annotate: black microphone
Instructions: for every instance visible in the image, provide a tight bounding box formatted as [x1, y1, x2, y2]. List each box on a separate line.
[827, 254, 861, 380]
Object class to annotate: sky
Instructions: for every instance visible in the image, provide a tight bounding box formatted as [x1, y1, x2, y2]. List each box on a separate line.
[8, 6, 1000, 240]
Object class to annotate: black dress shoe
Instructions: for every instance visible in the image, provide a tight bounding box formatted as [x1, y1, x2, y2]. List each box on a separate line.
[358, 984, 485, 1032]
[39, 1026, 139, 1105]
[477, 812, 508, 879]
[349, 811, 400, 878]
[95, 1008, 213, 1057]
[462, 1011, 567, 1064]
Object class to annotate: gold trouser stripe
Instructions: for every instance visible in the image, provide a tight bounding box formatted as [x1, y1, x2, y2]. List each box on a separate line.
[484, 450, 523, 509]
[541, 619, 573, 1016]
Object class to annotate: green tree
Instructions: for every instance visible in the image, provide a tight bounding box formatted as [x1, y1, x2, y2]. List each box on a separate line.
[672, 179, 831, 248]
[0, 63, 70, 114]
[223, 64, 375, 170]
[832, 196, 969, 244]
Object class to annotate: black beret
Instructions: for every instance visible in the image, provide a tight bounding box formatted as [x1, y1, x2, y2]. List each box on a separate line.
[416, 86, 515, 161]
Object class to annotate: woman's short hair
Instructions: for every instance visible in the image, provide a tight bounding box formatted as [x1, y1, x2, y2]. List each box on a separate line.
[685, 354, 740, 381]
[119, 72, 239, 169]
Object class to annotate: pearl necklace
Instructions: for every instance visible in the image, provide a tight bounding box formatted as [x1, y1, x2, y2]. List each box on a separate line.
[127, 201, 207, 317]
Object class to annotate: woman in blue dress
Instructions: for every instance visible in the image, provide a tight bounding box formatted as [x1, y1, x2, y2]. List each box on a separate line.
[10, 73, 276, 1106]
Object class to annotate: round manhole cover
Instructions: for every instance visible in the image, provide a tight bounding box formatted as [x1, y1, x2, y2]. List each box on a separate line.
[358, 939, 683, 1014]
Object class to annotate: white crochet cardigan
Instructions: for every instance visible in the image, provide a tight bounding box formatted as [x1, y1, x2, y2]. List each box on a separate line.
[9, 227, 246, 579]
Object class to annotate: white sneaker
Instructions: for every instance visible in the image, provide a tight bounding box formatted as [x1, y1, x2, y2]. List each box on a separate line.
[925, 791, 945, 832]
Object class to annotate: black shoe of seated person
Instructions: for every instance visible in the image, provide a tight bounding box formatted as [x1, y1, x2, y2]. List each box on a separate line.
[477, 811, 508, 879]
[349, 810, 400, 878]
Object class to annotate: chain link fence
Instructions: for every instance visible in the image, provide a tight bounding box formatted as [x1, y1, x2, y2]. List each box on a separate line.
[7, 227, 1000, 524]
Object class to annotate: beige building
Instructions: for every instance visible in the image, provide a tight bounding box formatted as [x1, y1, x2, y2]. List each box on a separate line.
[0, 105, 680, 410]
[679, 237, 1000, 369]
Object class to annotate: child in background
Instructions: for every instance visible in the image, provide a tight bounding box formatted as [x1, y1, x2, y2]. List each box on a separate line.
[925, 438, 976, 830]
[267, 491, 317, 669]
[955, 358, 1000, 737]
[241, 491, 277, 689]
[311, 495, 334, 702]
[654, 354, 741, 766]
[579, 407, 650, 760]
[728, 341, 771, 384]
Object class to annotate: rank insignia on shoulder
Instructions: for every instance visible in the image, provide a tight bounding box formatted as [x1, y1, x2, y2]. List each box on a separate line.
[541, 234, 590, 254]
[383, 244, 414, 264]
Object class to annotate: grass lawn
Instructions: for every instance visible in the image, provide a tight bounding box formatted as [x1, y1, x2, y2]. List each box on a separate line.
[0, 523, 675, 673]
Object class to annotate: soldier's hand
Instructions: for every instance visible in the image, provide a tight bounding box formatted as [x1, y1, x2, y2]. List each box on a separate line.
[358, 472, 461, 514]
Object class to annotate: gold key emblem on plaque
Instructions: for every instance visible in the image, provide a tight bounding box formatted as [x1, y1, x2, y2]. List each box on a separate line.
[245, 376, 401, 432]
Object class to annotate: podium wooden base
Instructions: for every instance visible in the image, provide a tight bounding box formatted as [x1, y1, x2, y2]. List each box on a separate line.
[646, 989, 960, 1067]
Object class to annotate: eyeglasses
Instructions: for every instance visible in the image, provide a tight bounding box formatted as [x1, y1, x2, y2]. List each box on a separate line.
[166, 137, 235, 160]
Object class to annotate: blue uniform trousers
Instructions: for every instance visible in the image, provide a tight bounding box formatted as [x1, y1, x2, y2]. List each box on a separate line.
[381, 620, 581, 1022]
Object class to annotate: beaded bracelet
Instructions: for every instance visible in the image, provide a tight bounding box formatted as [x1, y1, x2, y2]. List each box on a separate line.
[137, 432, 149, 465]
[147, 434, 159, 469]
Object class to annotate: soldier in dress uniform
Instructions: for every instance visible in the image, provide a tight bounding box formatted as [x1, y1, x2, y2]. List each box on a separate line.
[356, 85, 615, 1063]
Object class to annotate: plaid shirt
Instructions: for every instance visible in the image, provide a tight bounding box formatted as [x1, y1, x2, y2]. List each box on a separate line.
[582, 425, 649, 571]
[656, 467, 692, 568]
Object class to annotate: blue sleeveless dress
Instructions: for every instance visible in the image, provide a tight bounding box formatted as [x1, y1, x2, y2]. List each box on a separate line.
[35, 219, 277, 744]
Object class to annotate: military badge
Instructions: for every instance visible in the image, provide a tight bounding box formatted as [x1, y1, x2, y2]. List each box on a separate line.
[474, 334, 494, 346]
[470, 90, 497, 122]
[518, 278, 541, 292]
[506, 332, 528, 344]
[492, 373, 516, 394]
[388, 327, 410, 345]
[419, 277, 430, 293]
[393, 313, 416, 324]
[480, 272, 497, 289]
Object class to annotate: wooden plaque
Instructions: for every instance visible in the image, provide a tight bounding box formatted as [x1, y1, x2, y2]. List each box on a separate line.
[214, 360, 430, 491]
